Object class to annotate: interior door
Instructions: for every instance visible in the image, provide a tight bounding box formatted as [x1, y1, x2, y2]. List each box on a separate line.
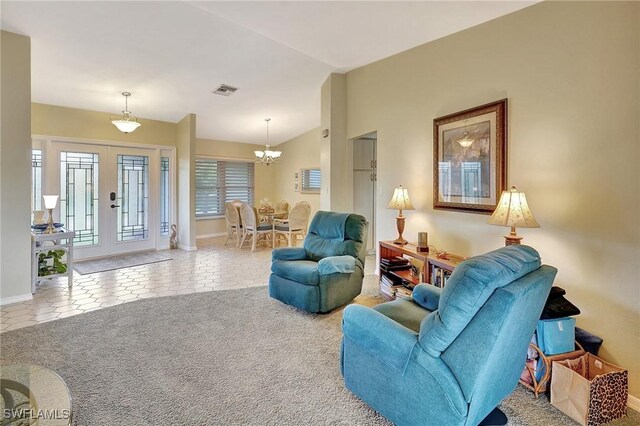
[353, 137, 376, 252]
[107, 147, 157, 255]
[50, 142, 157, 259]
[51, 142, 109, 259]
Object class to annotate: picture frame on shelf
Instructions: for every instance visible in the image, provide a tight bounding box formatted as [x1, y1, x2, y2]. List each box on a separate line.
[433, 99, 507, 214]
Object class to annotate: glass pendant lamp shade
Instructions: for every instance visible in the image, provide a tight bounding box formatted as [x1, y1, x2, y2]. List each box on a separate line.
[110, 92, 142, 134]
[112, 119, 141, 133]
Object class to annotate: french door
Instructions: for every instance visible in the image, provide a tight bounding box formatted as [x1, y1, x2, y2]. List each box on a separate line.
[49, 142, 161, 260]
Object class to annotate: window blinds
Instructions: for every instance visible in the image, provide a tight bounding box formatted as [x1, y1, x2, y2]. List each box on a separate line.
[301, 168, 321, 193]
[195, 159, 255, 217]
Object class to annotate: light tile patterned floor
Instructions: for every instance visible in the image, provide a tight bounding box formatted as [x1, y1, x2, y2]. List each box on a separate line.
[1, 236, 282, 332]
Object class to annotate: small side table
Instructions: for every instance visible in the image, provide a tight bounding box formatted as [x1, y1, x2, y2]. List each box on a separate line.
[31, 228, 75, 294]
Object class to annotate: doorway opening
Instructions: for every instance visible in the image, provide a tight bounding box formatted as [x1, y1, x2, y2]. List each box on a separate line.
[351, 132, 377, 253]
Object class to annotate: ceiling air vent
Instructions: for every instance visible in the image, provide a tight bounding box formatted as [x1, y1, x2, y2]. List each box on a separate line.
[212, 84, 238, 96]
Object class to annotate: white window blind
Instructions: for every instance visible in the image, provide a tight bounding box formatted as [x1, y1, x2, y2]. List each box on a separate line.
[301, 168, 321, 193]
[195, 159, 255, 217]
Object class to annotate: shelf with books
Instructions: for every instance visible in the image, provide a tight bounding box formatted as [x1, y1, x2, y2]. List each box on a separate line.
[378, 240, 466, 301]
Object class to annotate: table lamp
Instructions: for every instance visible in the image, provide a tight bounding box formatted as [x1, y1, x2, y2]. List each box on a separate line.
[488, 186, 540, 245]
[387, 185, 414, 245]
[43, 195, 59, 234]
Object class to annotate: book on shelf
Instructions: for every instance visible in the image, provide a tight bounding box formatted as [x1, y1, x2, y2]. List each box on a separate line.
[381, 273, 404, 286]
[380, 256, 410, 266]
[380, 263, 412, 273]
[430, 265, 453, 288]
[395, 286, 412, 299]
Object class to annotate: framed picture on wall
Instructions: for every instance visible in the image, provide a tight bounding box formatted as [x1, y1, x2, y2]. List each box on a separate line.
[433, 99, 507, 214]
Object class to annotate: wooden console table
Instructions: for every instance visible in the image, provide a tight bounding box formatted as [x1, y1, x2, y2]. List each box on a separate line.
[378, 240, 466, 301]
[31, 228, 75, 293]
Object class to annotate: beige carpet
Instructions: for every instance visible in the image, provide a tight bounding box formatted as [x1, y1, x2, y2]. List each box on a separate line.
[1, 277, 637, 425]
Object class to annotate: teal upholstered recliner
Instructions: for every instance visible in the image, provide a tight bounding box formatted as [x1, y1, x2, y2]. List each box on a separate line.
[269, 211, 368, 313]
[341, 245, 557, 426]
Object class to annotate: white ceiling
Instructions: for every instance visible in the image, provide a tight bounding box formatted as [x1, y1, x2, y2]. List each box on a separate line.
[1, 1, 535, 145]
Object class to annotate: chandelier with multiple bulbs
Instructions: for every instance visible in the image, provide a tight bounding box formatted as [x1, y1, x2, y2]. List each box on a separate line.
[111, 92, 141, 134]
[254, 118, 281, 166]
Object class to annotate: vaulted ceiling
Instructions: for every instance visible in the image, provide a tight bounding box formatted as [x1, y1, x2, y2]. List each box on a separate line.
[1, 1, 535, 144]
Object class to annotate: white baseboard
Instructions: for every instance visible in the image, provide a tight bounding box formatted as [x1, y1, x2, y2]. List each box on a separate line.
[178, 244, 197, 251]
[628, 394, 640, 412]
[1, 293, 33, 306]
[196, 232, 226, 239]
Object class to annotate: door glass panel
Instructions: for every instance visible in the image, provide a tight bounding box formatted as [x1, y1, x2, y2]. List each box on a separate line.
[117, 154, 149, 242]
[60, 151, 99, 246]
[160, 157, 170, 236]
[32, 149, 43, 210]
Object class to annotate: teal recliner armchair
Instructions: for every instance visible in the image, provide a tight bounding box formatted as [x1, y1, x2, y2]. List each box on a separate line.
[269, 211, 368, 313]
[341, 245, 557, 426]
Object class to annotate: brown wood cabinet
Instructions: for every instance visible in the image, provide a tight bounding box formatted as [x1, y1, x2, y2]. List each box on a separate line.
[378, 240, 466, 301]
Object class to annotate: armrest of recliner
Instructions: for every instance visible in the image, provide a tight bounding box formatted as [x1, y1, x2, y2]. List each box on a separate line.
[342, 304, 418, 374]
[317, 255, 356, 275]
[412, 283, 441, 311]
[272, 247, 307, 261]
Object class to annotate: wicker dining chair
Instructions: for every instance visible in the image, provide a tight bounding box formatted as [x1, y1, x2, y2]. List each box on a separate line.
[224, 202, 242, 247]
[239, 203, 273, 251]
[273, 203, 311, 247]
[275, 200, 290, 220]
[295, 201, 312, 238]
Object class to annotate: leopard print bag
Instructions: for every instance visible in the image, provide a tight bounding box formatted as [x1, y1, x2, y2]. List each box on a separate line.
[551, 353, 627, 426]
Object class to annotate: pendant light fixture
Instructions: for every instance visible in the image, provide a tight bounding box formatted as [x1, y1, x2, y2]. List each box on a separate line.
[254, 118, 282, 166]
[111, 92, 141, 134]
[457, 120, 475, 148]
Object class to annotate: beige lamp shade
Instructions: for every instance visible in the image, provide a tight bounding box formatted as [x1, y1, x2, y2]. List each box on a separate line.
[387, 185, 413, 245]
[488, 186, 539, 246]
[387, 185, 414, 211]
[488, 186, 540, 228]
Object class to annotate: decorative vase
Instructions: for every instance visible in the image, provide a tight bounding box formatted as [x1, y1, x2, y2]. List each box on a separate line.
[33, 210, 46, 225]
[170, 224, 178, 249]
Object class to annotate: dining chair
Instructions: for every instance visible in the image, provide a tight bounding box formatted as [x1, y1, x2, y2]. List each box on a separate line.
[239, 203, 273, 251]
[273, 203, 311, 247]
[275, 200, 290, 220]
[296, 201, 312, 238]
[224, 202, 242, 247]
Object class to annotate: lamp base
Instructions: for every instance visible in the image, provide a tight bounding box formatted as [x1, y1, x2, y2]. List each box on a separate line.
[44, 209, 56, 234]
[503, 235, 523, 246]
[393, 237, 408, 246]
[393, 215, 407, 245]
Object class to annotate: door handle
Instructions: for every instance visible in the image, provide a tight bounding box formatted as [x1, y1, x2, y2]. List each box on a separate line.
[110, 204, 120, 208]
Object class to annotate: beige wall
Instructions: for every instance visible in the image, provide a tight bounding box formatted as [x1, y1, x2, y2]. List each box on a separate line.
[0, 31, 32, 302]
[32, 103, 176, 146]
[344, 1, 640, 396]
[320, 74, 348, 211]
[177, 114, 197, 250]
[271, 128, 322, 219]
[195, 138, 275, 237]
